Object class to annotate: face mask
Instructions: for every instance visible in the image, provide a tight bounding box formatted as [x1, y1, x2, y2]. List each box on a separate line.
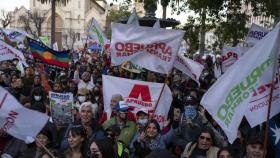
[78, 96, 86, 103]
[137, 119, 148, 126]
[34, 96, 42, 101]
[184, 105, 197, 120]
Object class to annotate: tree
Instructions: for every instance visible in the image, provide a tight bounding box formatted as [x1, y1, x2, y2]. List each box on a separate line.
[0, 9, 12, 28]
[64, 28, 78, 51]
[37, 0, 69, 46]
[105, 1, 131, 38]
[19, 10, 46, 38]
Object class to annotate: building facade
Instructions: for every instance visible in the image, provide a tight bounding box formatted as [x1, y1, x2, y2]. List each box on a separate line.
[9, 0, 109, 50]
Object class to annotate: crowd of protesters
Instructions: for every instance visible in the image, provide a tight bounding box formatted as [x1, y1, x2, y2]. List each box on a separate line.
[0, 46, 278, 158]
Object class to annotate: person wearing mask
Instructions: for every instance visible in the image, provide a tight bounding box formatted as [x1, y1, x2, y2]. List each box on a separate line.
[61, 102, 105, 150]
[130, 110, 149, 157]
[132, 119, 179, 158]
[29, 87, 47, 113]
[172, 95, 204, 152]
[182, 127, 219, 158]
[62, 125, 88, 158]
[75, 88, 91, 109]
[102, 101, 136, 146]
[88, 138, 115, 158]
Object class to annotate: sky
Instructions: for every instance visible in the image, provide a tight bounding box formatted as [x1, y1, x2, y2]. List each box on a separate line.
[0, 0, 189, 24]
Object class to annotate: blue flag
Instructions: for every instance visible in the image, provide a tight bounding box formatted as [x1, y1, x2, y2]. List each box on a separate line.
[270, 115, 280, 158]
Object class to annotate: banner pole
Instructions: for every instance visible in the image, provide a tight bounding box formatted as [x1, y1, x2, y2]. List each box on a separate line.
[263, 63, 279, 158]
[151, 74, 169, 119]
[35, 137, 56, 158]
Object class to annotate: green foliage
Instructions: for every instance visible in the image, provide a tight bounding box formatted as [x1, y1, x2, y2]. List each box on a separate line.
[105, 1, 132, 38]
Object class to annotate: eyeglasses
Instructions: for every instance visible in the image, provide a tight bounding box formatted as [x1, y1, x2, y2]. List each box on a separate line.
[199, 135, 211, 141]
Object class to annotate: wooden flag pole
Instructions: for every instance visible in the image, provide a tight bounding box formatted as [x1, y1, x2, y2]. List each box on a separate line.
[263, 63, 279, 158]
[151, 74, 169, 119]
[35, 138, 56, 158]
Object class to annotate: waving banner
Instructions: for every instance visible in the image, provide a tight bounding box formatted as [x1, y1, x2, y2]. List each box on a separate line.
[174, 54, 203, 83]
[110, 23, 185, 74]
[245, 23, 269, 46]
[102, 75, 172, 127]
[201, 24, 280, 143]
[222, 46, 249, 73]
[0, 40, 27, 66]
[1, 28, 29, 42]
[0, 86, 49, 142]
[88, 17, 108, 46]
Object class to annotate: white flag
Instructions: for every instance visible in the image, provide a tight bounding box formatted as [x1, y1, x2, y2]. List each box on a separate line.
[88, 18, 108, 45]
[153, 19, 160, 28]
[127, 8, 139, 26]
[221, 46, 249, 73]
[52, 42, 58, 51]
[1, 28, 29, 42]
[102, 75, 172, 127]
[0, 40, 28, 66]
[245, 23, 269, 46]
[110, 23, 185, 74]
[174, 54, 203, 83]
[200, 24, 280, 143]
[0, 86, 49, 142]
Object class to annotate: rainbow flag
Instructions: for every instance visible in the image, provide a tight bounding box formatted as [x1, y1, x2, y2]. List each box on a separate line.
[27, 38, 70, 69]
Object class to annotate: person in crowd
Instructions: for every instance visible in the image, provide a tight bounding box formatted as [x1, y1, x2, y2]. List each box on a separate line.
[33, 74, 44, 89]
[88, 138, 115, 158]
[172, 94, 204, 152]
[243, 134, 266, 158]
[61, 101, 104, 150]
[182, 127, 219, 158]
[75, 88, 91, 109]
[217, 147, 234, 158]
[10, 78, 24, 100]
[20, 128, 54, 158]
[132, 119, 179, 158]
[69, 80, 78, 96]
[78, 71, 95, 91]
[22, 67, 35, 96]
[129, 110, 149, 157]
[104, 125, 130, 158]
[102, 101, 136, 146]
[29, 87, 47, 113]
[52, 81, 63, 93]
[99, 93, 136, 124]
[62, 125, 87, 158]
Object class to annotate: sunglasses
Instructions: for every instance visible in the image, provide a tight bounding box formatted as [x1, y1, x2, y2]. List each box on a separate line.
[199, 135, 212, 141]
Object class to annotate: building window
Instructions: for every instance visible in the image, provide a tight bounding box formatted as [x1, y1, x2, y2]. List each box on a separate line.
[78, 0, 81, 9]
[33, 0, 35, 6]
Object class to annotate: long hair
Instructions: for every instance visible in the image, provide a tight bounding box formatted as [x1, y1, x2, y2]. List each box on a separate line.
[89, 138, 115, 158]
[144, 119, 161, 136]
[68, 125, 88, 157]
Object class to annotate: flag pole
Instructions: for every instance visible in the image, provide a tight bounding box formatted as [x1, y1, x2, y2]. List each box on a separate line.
[263, 62, 279, 158]
[151, 74, 169, 119]
[35, 137, 56, 158]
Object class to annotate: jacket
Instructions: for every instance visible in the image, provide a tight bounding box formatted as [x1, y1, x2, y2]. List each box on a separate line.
[182, 142, 219, 158]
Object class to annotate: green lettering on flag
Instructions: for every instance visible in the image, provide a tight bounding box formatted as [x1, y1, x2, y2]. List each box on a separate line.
[217, 57, 271, 127]
[92, 25, 104, 45]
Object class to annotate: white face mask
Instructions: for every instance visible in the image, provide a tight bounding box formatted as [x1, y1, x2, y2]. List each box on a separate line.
[78, 96, 86, 103]
[34, 96, 42, 101]
[137, 119, 148, 125]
